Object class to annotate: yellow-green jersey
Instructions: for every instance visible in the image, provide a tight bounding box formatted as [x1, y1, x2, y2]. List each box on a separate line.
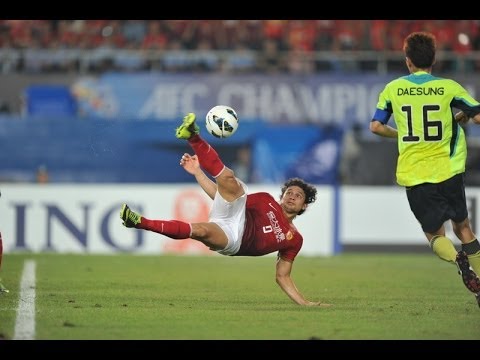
[372, 71, 480, 187]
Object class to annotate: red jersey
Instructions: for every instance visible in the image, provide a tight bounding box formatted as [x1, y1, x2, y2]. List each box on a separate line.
[235, 192, 303, 262]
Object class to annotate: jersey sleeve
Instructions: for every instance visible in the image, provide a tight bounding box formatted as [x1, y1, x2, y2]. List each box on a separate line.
[372, 85, 393, 124]
[450, 81, 480, 118]
[278, 235, 303, 262]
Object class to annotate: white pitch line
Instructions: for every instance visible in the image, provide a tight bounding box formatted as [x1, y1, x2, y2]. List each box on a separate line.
[13, 260, 36, 340]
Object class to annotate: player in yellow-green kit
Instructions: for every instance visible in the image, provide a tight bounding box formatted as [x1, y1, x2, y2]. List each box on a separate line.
[370, 31, 480, 308]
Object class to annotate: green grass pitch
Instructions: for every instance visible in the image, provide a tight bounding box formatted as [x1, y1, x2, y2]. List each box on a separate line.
[0, 252, 479, 340]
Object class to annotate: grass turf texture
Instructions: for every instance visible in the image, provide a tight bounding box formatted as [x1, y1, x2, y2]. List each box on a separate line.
[0, 253, 479, 340]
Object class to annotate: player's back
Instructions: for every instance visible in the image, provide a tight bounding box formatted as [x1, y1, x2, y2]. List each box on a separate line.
[381, 72, 472, 186]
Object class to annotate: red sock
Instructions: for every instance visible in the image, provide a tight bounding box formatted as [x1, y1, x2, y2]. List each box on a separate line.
[188, 134, 225, 177]
[140, 218, 192, 239]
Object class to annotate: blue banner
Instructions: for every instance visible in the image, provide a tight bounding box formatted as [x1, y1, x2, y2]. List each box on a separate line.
[25, 85, 77, 117]
[252, 124, 343, 184]
[71, 72, 402, 127]
[0, 117, 260, 183]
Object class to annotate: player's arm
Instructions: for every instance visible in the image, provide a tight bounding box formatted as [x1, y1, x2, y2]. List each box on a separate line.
[180, 153, 217, 200]
[275, 257, 330, 307]
[456, 110, 480, 125]
[370, 119, 398, 138]
[451, 89, 480, 125]
[473, 114, 480, 125]
[370, 97, 397, 139]
[455, 111, 470, 125]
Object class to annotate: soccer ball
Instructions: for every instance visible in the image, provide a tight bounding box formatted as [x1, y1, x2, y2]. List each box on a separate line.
[205, 105, 239, 139]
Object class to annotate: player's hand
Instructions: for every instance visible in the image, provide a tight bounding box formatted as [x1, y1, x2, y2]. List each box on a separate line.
[455, 111, 470, 125]
[180, 153, 201, 175]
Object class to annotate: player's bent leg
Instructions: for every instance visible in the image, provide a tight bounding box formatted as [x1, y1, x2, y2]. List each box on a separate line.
[190, 222, 229, 251]
[452, 219, 480, 276]
[187, 131, 225, 177]
[451, 217, 475, 241]
[456, 250, 480, 293]
[215, 167, 246, 202]
[428, 233, 457, 264]
[467, 250, 480, 279]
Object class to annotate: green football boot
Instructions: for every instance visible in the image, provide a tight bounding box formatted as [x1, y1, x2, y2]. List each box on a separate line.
[175, 113, 200, 140]
[120, 204, 142, 228]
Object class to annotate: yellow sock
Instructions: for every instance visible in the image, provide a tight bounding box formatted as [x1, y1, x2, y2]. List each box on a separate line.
[462, 239, 480, 275]
[430, 236, 457, 264]
[467, 253, 480, 275]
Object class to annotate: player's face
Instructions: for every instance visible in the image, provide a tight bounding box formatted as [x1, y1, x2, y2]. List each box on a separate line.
[280, 186, 306, 214]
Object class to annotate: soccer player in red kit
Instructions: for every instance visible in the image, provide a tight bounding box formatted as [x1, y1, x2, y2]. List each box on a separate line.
[120, 113, 330, 306]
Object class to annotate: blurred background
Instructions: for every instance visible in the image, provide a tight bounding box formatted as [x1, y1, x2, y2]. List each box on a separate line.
[1, 19, 480, 185]
[1, 19, 480, 255]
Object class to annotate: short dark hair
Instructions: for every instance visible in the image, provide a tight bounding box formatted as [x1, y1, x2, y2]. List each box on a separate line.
[403, 31, 436, 69]
[280, 177, 317, 216]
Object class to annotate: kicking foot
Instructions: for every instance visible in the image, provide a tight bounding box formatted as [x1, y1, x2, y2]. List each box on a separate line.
[456, 251, 480, 293]
[175, 113, 199, 140]
[120, 203, 142, 228]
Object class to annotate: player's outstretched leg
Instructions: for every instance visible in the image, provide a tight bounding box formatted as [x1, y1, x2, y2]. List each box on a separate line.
[456, 250, 480, 293]
[120, 203, 142, 228]
[119, 204, 192, 239]
[175, 113, 200, 140]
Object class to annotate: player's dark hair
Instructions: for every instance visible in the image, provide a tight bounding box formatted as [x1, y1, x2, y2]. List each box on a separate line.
[280, 177, 317, 216]
[403, 31, 436, 69]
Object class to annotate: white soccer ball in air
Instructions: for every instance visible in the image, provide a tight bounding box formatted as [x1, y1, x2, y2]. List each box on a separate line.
[205, 105, 239, 139]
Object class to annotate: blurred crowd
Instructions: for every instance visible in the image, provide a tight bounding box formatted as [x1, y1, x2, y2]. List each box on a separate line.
[1, 20, 480, 74]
